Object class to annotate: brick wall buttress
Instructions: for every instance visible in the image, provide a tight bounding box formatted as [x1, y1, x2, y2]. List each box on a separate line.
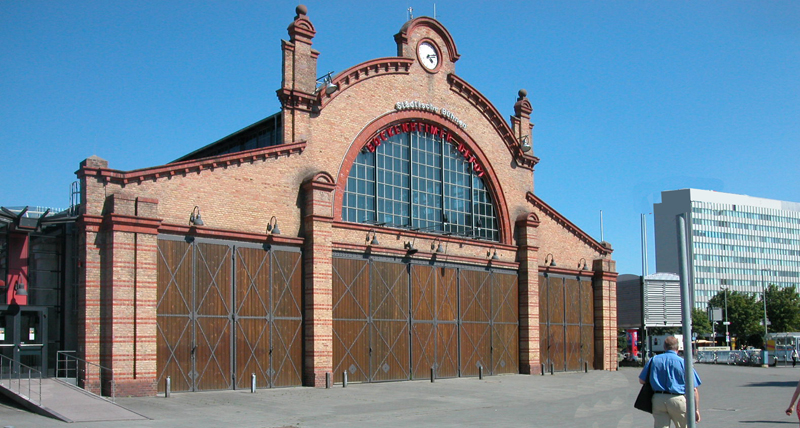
[301, 173, 336, 387]
[593, 258, 618, 371]
[516, 213, 541, 374]
[99, 194, 161, 396]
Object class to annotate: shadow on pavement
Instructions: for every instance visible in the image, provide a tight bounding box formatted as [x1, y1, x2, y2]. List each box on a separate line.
[743, 381, 798, 388]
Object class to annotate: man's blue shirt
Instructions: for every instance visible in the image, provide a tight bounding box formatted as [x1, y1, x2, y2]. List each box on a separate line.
[639, 350, 701, 394]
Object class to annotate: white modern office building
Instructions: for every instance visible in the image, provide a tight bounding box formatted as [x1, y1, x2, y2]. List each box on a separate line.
[654, 189, 800, 309]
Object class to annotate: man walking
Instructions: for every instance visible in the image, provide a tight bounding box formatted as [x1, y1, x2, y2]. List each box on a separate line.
[639, 336, 702, 428]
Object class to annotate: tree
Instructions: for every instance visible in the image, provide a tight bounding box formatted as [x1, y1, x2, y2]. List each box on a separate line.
[708, 290, 762, 347]
[765, 284, 800, 332]
[691, 308, 712, 336]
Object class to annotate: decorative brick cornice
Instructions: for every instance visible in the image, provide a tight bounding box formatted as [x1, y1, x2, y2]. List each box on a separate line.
[598, 271, 619, 281]
[76, 142, 306, 185]
[317, 58, 414, 110]
[515, 212, 541, 228]
[77, 215, 103, 233]
[101, 214, 162, 235]
[540, 266, 595, 279]
[448, 74, 539, 169]
[278, 88, 318, 112]
[301, 171, 336, 193]
[158, 223, 304, 246]
[526, 192, 612, 255]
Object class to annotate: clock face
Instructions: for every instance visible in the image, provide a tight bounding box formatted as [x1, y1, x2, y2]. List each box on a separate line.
[418, 41, 439, 70]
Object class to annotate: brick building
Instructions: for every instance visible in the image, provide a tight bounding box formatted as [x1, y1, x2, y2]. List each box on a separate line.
[1, 5, 617, 397]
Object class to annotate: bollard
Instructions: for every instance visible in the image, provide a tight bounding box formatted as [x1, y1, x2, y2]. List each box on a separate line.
[478, 365, 483, 380]
[325, 372, 331, 389]
[165, 376, 171, 398]
[430, 367, 435, 383]
[584, 362, 588, 373]
[251, 373, 256, 393]
[550, 363, 554, 375]
[541, 363, 545, 376]
[343, 371, 348, 388]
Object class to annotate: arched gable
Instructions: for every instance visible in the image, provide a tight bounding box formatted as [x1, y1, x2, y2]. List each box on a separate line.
[334, 109, 512, 244]
[394, 17, 460, 63]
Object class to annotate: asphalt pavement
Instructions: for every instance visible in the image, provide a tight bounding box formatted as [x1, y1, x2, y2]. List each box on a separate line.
[1, 362, 799, 428]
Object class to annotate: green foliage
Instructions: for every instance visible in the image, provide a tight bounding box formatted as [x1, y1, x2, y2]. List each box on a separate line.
[765, 284, 800, 332]
[691, 308, 712, 335]
[708, 290, 762, 346]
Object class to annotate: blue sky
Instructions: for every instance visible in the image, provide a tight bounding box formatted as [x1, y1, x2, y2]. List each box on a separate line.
[1, 1, 798, 276]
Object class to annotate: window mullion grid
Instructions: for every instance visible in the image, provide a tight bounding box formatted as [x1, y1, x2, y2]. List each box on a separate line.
[440, 133, 446, 234]
[409, 131, 415, 229]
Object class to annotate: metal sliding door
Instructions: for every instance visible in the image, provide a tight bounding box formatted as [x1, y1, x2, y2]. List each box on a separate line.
[459, 269, 491, 377]
[157, 238, 301, 393]
[410, 265, 459, 379]
[332, 258, 370, 383]
[370, 261, 409, 381]
[491, 272, 518, 374]
[539, 273, 594, 372]
[333, 257, 517, 383]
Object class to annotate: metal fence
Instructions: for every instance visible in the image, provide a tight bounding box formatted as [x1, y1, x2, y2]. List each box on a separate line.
[695, 349, 778, 366]
[0, 353, 42, 406]
[56, 350, 116, 402]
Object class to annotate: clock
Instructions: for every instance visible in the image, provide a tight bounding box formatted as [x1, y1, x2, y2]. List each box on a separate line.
[417, 41, 439, 71]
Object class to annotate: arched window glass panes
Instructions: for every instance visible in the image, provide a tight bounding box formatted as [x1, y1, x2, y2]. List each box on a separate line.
[343, 124, 499, 241]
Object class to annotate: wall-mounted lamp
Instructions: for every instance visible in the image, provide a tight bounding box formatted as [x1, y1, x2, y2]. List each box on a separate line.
[431, 238, 444, 253]
[404, 241, 418, 255]
[578, 258, 589, 271]
[316, 71, 339, 95]
[487, 247, 499, 260]
[520, 135, 532, 153]
[15, 280, 27, 297]
[544, 253, 556, 267]
[366, 229, 379, 246]
[266, 216, 281, 235]
[189, 206, 204, 226]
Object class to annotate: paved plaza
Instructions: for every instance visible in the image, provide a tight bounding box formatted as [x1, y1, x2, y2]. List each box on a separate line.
[1, 363, 798, 427]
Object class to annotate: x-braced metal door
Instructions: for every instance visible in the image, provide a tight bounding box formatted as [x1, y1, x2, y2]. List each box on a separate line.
[332, 258, 410, 383]
[410, 265, 458, 379]
[539, 274, 594, 372]
[234, 247, 302, 388]
[157, 238, 302, 392]
[156, 239, 233, 392]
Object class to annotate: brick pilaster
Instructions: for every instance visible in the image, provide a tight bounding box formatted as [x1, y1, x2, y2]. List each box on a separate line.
[516, 213, 541, 374]
[97, 193, 161, 396]
[301, 172, 336, 387]
[593, 255, 618, 371]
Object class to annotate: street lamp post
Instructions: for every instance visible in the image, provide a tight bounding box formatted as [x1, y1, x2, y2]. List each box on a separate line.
[722, 287, 730, 348]
[761, 269, 770, 367]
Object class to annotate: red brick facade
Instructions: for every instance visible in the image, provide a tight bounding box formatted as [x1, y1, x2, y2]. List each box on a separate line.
[74, 5, 616, 396]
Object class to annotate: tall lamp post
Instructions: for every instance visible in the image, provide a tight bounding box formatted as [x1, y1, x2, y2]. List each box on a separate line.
[761, 269, 770, 367]
[721, 287, 730, 348]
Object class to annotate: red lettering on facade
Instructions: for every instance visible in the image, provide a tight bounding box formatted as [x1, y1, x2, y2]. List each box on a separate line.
[361, 122, 484, 179]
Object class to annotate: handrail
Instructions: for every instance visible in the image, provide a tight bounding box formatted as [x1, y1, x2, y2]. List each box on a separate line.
[56, 350, 116, 402]
[0, 353, 42, 406]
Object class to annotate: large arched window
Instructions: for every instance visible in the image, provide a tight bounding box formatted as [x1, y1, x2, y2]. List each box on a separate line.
[343, 122, 499, 241]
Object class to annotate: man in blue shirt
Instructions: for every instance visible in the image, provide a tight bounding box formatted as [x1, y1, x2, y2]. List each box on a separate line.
[639, 336, 701, 428]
